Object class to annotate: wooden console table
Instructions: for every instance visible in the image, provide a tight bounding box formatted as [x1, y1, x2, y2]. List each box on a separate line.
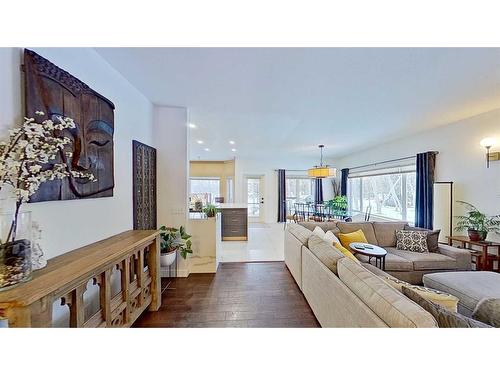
[447, 235, 500, 272]
[0, 230, 161, 328]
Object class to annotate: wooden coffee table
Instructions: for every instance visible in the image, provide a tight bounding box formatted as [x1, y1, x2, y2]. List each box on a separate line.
[349, 242, 387, 270]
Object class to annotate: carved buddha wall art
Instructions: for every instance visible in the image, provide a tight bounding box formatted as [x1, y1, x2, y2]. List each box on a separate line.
[24, 49, 115, 202]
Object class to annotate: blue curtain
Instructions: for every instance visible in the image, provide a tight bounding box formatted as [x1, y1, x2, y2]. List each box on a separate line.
[340, 168, 349, 196]
[314, 179, 323, 204]
[277, 169, 286, 222]
[415, 152, 436, 229]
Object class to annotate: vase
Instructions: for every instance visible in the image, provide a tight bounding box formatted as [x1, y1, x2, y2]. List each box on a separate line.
[0, 211, 32, 291]
[468, 229, 487, 242]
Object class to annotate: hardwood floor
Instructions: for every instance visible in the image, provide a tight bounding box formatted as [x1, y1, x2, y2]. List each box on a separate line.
[133, 262, 320, 328]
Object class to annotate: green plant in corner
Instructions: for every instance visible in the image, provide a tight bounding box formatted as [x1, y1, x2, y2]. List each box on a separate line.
[454, 201, 500, 242]
[159, 225, 193, 259]
[203, 203, 218, 217]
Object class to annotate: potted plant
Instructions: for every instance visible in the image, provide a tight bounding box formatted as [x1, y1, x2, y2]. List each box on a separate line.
[325, 195, 348, 215]
[0, 112, 95, 290]
[454, 201, 500, 242]
[159, 225, 192, 267]
[203, 203, 218, 218]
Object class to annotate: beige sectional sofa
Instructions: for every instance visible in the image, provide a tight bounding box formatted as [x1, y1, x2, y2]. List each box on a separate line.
[284, 221, 472, 327]
[292, 221, 471, 284]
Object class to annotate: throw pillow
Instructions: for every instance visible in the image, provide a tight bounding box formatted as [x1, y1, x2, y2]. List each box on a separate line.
[334, 243, 360, 264]
[312, 226, 326, 239]
[338, 229, 368, 249]
[472, 298, 500, 328]
[384, 276, 458, 312]
[396, 230, 429, 253]
[324, 230, 341, 245]
[405, 225, 441, 252]
[402, 286, 491, 328]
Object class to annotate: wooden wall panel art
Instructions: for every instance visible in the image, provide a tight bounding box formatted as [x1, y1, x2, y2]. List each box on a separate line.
[24, 49, 115, 202]
[132, 141, 157, 230]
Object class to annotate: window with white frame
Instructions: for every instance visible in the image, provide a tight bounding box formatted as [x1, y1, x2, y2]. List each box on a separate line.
[348, 162, 416, 223]
[286, 177, 314, 207]
[189, 178, 221, 207]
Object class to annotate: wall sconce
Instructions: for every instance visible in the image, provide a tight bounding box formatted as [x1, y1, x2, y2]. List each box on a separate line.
[480, 137, 499, 168]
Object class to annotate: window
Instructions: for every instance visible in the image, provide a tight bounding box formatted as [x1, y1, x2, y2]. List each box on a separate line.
[189, 178, 220, 207]
[348, 163, 416, 223]
[286, 177, 314, 208]
[226, 177, 234, 203]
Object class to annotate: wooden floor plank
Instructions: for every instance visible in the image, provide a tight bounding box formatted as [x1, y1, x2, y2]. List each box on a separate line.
[133, 262, 320, 328]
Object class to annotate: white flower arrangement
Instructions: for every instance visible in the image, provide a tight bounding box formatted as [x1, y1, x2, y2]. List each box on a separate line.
[0, 111, 96, 244]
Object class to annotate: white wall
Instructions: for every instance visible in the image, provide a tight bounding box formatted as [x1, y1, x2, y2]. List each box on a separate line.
[153, 106, 189, 276]
[332, 108, 500, 241]
[234, 155, 318, 223]
[0, 47, 154, 260]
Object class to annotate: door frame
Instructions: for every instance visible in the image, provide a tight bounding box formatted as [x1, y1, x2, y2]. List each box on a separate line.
[244, 175, 265, 223]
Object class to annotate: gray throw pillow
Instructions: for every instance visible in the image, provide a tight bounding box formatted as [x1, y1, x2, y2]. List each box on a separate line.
[405, 225, 440, 252]
[396, 230, 429, 253]
[402, 286, 491, 328]
[472, 298, 500, 328]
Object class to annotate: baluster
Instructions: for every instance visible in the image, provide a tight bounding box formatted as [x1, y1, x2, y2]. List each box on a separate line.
[120, 258, 130, 325]
[97, 269, 112, 326]
[137, 248, 145, 307]
[61, 284, 86, 328]
[148, 236, 161, 311]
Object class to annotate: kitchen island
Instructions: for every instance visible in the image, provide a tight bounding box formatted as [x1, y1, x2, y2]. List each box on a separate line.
[217, 203, 248, 241]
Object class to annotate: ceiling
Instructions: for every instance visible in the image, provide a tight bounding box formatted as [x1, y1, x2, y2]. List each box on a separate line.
[95, 48, 500, 161]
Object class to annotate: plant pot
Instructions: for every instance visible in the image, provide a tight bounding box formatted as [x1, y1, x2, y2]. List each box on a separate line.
[468, 229, 487, 242]
[160, 250, 177, 267]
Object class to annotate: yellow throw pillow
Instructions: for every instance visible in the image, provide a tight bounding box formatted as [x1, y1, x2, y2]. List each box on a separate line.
[384, 276, 459, 312]
[338, 229, 368, 249]
[334, 243, 360, 264]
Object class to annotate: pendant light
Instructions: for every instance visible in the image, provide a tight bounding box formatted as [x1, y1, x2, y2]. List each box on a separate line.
[308, 145, 336, 178]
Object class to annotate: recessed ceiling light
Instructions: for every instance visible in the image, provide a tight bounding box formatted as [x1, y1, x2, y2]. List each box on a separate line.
[229, 140, 235, 145]
[196, 140, 204, 144]
[231, 148, 237, 152]
[204, 148, 210, 152]
[188, 123, 197, 129]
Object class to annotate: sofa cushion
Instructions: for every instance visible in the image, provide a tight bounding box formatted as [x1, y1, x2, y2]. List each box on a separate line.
[338, 229, 368, 249]
[387, 248, 456, 270]
[307, 234, 345, 275]
[472, 298, 500, 328]
[423, 271, 500, 317]
[396, 230, 429, 253]
[405, 225, 441, 252]
[402, 286, 490, 328]
[337, 258, 437, 328]
[356, 252, 413, 271]
[362, 262, 394, 278]
[299, 222, 340, 234]
[383, 276, 459, 312]
[373, 221, 407, 247]
[336, 222, 378, 245]
[324, 230, 341, 245]
[334, 243, 360, 264]
[312, 226, 326, 238]
[287, 223, 313, 245]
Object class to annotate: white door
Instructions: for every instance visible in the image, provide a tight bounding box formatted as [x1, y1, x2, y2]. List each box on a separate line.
[245, 176, 265, 222]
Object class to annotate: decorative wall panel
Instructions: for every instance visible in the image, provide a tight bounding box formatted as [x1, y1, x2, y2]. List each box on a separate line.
[133, 141, 157, 230]
[24, 49, 115, 202]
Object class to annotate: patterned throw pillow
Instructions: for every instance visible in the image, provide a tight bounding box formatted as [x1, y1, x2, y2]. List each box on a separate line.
[396, 230, 429, 253]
